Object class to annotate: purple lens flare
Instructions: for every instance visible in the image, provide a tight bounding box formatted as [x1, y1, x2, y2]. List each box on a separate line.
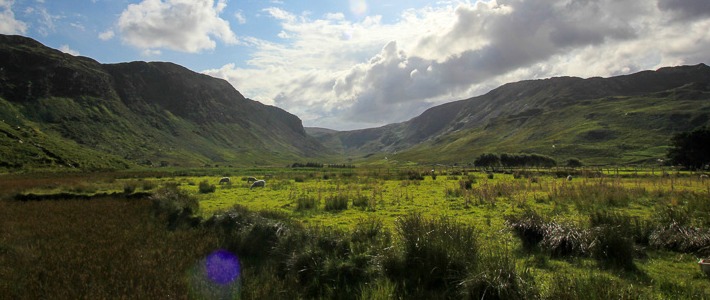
[205, 249, 241, 285]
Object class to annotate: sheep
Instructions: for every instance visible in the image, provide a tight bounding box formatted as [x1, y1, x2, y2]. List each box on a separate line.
[250, 180, 266, 190]
[566, 175, 573, 181]
[219, 177, 230, 184]
[246, 177, 257, 183]
[701, 174, 709, 181]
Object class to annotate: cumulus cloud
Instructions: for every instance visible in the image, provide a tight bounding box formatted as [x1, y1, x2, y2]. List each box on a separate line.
[117, 0, 237, 53]
[59, 44, 79, 56]
[0, 0, 27, 34]
[98, 29, 114, 41]
[206, 0, 710, 130]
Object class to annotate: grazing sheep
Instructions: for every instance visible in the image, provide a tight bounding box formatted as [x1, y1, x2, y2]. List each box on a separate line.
[701, 174, 709, 181]
[566, 175, 573, 181]
[250, 180, 266, 190]
[246, 177, 257, 183]
[219, 177, 230, 184]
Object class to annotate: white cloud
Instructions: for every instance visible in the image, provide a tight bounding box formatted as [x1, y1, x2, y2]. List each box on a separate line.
[205, 0, 710, 130]
[98, 29, 114, 40]
[31, 6, 56, 36]
[141, 49, 162, 56]
[0, 0, 28, 34]
[234, 10, 246, 24]
[59, 44, 79, 56]
[117, 0, 237, 53]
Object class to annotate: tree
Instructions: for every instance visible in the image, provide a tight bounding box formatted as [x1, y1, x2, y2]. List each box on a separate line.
[566, 158, 583, 168]
[474, 153, 500, 169]
[667, 128, 710, 170]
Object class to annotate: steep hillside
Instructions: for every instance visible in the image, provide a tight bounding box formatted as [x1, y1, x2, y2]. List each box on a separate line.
[0, 34, 326, 170]
[313, 64, 710, 165]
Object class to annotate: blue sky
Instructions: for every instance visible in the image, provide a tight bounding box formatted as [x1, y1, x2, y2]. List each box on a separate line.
[2, 0, 710, 130]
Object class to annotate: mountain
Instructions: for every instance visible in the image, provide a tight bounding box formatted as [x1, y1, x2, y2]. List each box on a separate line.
[0, 34, 327, 170]
[311, 64, 710, 165]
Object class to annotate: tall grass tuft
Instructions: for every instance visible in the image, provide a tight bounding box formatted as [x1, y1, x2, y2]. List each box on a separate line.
[325, 194, 349, 211]
[506, 209, 547, 251]
[385, 213, 479, 296]
[540, 221, 589, 257]
[459, 249, 538, 299]
[589, 224, 636, 270]
[198, 180, 216, 193]
[295, 193, 319, 211]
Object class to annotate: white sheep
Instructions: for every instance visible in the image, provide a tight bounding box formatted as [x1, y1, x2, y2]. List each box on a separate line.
[250, 180, 266, 189]
[219, 177, 230, 184]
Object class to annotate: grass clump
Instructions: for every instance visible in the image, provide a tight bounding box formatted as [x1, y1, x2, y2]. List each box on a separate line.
[295, 193, 319, 211]
[198, 180, 216, 193]
[384, 213, 479, 297]
[324, 194, 349, 211]
[506, 209, 547, 251]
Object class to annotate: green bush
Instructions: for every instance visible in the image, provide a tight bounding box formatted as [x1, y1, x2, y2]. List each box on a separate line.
[198, 180, 216, 193]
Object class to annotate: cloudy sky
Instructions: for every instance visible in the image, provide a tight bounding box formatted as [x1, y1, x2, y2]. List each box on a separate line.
[2, 0, 710, 130]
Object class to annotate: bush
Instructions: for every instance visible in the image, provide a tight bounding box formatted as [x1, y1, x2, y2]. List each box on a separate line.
[151, 183, 199, 215]
[123, 183, 136, 194]
[198, 180, 216, 193]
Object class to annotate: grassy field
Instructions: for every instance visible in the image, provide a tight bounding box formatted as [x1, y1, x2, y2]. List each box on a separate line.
[1, 167, 710, 298]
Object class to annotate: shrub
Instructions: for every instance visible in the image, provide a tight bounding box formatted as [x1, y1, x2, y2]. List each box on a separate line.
[151, 183, 199, 215]
[198, 180, 216, 193]
[123, 182, 136, 194]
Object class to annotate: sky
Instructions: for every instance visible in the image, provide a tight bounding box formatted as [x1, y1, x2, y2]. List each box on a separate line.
[1, 0, 710, 130]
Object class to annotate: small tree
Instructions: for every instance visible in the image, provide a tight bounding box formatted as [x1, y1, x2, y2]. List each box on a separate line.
[474, 153, 500, 170]
[667, 128, 710, 170]
[566, 158, 583, 168]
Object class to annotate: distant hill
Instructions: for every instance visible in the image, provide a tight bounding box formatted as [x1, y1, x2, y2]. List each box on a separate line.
[311, 64, 710, 165]
[0, 34, 327, 170]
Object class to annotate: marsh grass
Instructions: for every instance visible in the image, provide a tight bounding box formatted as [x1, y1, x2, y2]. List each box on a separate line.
[4, 169, 710, 298]
[0, 198, 219, 299]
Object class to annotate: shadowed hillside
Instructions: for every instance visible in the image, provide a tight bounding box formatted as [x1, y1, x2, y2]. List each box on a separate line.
[0, 34, 327, 170]
[311, 64, 710, 165]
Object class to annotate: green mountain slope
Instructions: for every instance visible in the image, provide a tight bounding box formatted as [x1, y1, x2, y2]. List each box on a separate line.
[0, 34, 327, 170]
[311, 64, 710, 165]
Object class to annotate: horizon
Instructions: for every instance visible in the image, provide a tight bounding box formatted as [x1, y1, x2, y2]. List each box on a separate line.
[2, 0, 710, 130]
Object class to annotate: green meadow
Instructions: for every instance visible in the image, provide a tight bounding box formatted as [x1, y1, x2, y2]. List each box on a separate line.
[2, 166, 710, 299]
